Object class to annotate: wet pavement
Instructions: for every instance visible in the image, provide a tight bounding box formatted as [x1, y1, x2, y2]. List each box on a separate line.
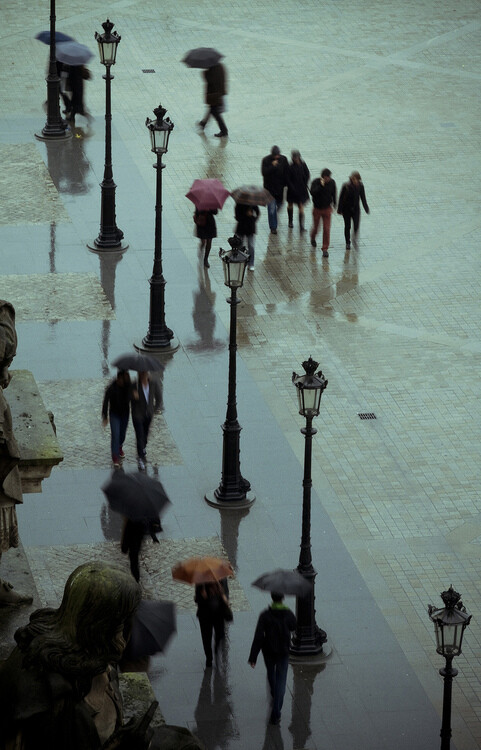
[1, 1, 481, 748]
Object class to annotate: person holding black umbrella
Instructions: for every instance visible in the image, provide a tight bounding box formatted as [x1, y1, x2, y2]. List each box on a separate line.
[121, 515, 162, 583]
[248, 592, 296, 726]
[196, 62, 228, 138]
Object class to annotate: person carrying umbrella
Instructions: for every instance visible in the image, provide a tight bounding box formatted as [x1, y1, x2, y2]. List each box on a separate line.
[131, 371, 162, 471]
[196, 62, 228, 138]
[234, 204, 259, 271]
[121, 515, 162, 583]
[102, 369, 131, 467]
[248, 592, 296, 726]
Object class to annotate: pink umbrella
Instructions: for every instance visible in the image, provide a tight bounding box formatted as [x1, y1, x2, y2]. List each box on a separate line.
[186, 178, 231, 211]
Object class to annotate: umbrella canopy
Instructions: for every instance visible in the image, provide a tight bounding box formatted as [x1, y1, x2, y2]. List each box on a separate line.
[111, 352, 164, 372]
[186, 179, 231, 211]
[56, 40, 93, 65]
[230, 185, 273, 207]
[128, 600, 176, 658]
[102, 471, 171, 521]
[252, 568, 312, 596]
[172, 556, 233, 585]
[35, 30, 75, 45]
[182, 47, 223, 69]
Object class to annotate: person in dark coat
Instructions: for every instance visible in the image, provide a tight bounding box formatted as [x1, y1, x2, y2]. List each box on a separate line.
[196, 63, 228, 137]
[248, 592, 296, 725]
[309, 168, 337, 257]
[102, 369, 131, 467]
[261, 146, 289, 234]
[65, 64, 92, 125]
[194, 208, 218, 268]
[121, 516, 161, 582]
[337, 171, 370, 249]
[234, 203, 260, 270]
[195, 581, 232, 668]
[130, 371, 162, 471]
[287, 150, 310, 233]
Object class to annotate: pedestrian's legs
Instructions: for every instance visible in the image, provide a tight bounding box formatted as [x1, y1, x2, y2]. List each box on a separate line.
[310, 207, 321, 246]
[211, 105, 228, 136]
[109, 413, 121, 462]
[320, 207, 332, 251]
[142, 415, 152, 457]
[128, 535, 142, 582]
[343, 213, 352, 247]
[132, 418, 146, 460]
[287, 204, 294, 228]
[199, 617, 214, 666]
[213, 617, 226, 653]
[119, 414, 129, 455]
[204, 238, 212, 267]
[267, 200, 278, 231]
[298, 204, 306, 232]
[246, 234, 255, 267]
[271, 655, 289, 722]
[352, 209, 361, 243]
[264, 657, 276, 700]
[198, 109, 211, 128]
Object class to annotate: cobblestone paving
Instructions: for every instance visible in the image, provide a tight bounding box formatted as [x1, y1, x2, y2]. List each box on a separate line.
[25, 536, 249, 612]
[0, 143, 69, 225]
[0, 273, 115, 322]
[38, 379, 182, 468]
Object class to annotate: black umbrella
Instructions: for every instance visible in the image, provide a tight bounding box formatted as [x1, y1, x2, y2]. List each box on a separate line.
[35, 30, 75, 45]
[102, 471, 171, 521]
[128, 600, 176, 658]
[182, 47, 223, 69]
[252, 569, 311, 596]
[111, 352, 164, 372]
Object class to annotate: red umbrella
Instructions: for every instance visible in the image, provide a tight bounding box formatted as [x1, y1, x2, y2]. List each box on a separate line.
[186, 179, 231, 211]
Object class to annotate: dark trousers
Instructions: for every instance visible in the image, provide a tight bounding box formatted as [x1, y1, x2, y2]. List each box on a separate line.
[109, 412, 129, 460]
[264, 654, 289, 721]
[121, 521, 144, 582]
[132, 415, 152, 459]
[201, 105, 228, 135]
[342, 210, 360, 244]
[199, 616, 225, 663]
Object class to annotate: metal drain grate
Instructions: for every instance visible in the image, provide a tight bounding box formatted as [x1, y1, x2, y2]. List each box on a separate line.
[142, 69, 155, 73]
[358, 412, 376, 420]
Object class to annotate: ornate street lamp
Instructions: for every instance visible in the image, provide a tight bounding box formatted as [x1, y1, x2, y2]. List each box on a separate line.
[290, 356, 328, 657]
[35, 0, 71, 140]
[428, 586, 472, 749]
[205, 235, 255, 509]
[135, 104, 178, 352]
[88, 19, 127, 252]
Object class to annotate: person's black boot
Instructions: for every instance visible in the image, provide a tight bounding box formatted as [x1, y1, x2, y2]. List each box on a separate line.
[287, 208, 294, 228]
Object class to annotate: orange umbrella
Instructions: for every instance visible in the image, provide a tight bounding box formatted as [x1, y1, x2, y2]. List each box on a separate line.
[171, 556, 233, 585]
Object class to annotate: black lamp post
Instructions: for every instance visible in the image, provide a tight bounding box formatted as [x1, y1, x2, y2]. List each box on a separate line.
[35, 0, 71, 140]
[135, 104, 178, 353]
[205, 235, 255, 509]
[88, 19, 127, 252]
[428, 586, 472, 749]
[290, 357, 328, 657]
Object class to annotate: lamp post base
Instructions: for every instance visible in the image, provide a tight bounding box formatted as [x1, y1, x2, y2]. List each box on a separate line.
[134, 336, 179, 355]
[205, 490, 256, 510]
[289, 641, 332, 664]
[35, 125, 71, 141]
[87, 239, 129, 254]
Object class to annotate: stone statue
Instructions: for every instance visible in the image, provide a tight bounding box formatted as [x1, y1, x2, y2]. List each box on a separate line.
[0, 561, 157, 749]
[0, 300, 32, 606]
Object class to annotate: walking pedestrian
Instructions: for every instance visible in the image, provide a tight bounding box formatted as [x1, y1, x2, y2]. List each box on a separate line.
[248, 592, 296, 725]
[287, 150, 310, 233]
[102, 369, 131, 468]
[337, 171, 370, 249]
[196, 62, 228, 138]
[65, 64, 92, 125]
[309, 168, 337, 257]
[121, 516, 161, 582]
[261, 146, 289, 234]
[234, 204, 260, 270]
[195, 580, 233, 668]
[131, 371, 162, 471]
[194, 208, 218, 268]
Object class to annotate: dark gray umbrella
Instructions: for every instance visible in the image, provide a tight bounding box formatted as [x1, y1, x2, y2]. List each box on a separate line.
[128, 600, 176, 658]
[102, 471, 171, 521]
[230, 185, 273, 207]
[111, 352, 164, 372]
[252, 569, 311, 596]
[182, 47, 223, 69]
[35, 30, 75, 44]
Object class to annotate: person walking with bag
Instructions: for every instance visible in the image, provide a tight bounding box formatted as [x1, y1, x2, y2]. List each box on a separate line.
[194, 208, 218, 268]
[195, 580, 232, 668]
[287, 150, 310, 233]
[337, 171, 370, 249]
[248, 592, 296, 725]
[234, 204, 259, 270]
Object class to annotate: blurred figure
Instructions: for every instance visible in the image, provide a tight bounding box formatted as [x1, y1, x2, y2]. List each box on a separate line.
[195, 580, 232, 668]
[248, 592, 296, 726]
[309, 168, 337, 257]
[102, 369, 131, 468]
[261, 146, 289, 234]
[65, 64, 92, 125]
[121, 516, 161, 582]
[337, 171, 370, 249]
[131, 371, 162, 471]
[287, 150, 310, 233]
[196, 62, 228, 138]
[194, 208, 218, 268]
[234, 204, 259, 270]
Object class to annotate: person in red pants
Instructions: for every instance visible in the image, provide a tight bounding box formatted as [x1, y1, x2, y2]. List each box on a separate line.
[309, 168, 337, 257]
